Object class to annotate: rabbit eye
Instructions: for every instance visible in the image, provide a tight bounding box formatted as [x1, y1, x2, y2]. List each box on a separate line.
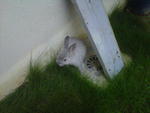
[64, 58, 67, 61]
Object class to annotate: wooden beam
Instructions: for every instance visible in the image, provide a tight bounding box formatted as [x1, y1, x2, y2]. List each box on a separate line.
[71, 0, 124, 78]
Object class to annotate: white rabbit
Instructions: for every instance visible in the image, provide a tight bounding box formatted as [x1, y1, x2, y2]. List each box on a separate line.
[56, 36, 86, 71]
[56, 36, 106, 85]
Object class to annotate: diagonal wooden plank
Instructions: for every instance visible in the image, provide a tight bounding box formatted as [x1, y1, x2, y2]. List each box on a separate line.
[71, 0, 124, 78]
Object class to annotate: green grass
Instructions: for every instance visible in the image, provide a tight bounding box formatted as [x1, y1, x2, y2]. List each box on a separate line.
[0, 10, 150, 113]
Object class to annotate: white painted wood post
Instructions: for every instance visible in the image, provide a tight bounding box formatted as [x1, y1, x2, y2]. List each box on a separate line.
[71, 0, 124, 78]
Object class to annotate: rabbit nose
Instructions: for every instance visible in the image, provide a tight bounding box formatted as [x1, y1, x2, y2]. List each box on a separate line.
[56, 59, 59, 64]
[57, 63, 64, 67]
[56, 60, 63, 66]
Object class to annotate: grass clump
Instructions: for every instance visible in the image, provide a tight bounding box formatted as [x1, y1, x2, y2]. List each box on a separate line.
[0, 10, 150, 113]
[0, 60, 101, 113]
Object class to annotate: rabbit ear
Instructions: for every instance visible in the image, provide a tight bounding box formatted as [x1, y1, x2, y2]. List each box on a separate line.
[64, 36, 70, 48]
[68, 43, 76, 54]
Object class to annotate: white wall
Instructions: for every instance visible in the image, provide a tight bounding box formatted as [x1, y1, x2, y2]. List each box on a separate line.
[0, 0, 78, 76]
[0, 0, 125, 99]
